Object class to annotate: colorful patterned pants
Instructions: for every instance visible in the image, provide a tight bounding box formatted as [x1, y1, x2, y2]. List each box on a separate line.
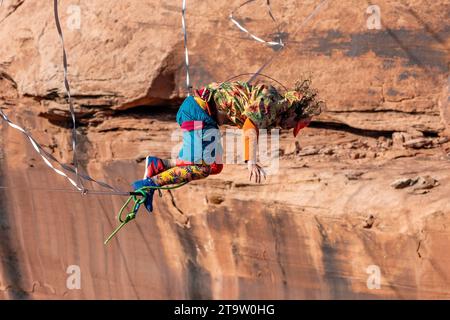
[151, 164, 211, 186]
[145, 156, 212, 186]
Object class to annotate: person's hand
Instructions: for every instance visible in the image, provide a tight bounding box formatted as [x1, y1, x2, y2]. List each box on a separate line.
[247, 161, 266, 184]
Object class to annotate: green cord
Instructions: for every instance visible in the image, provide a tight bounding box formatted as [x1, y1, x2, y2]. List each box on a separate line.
[104, 182, 188, 245]
[104, 212, 135, 245]
[141, 182, 187, 191]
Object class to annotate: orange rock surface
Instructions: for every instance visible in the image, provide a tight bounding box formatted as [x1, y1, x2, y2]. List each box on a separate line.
[0, 0, 449, 299]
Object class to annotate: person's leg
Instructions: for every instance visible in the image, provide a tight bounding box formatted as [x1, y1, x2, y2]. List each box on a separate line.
[150, 165, 211, 186]
[135, 157, 211, 212]
[133, 164, 211, 212]
[143, 156, 177, 179]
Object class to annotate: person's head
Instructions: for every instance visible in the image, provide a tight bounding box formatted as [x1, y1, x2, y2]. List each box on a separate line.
[280, 78, 324, 137]
[279, 111, 312, 136]
[195, 87, 221, 123]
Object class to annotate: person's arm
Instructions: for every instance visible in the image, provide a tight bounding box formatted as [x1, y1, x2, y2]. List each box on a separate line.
[243, 118, 266, 183]
[243, 118, 258, 163]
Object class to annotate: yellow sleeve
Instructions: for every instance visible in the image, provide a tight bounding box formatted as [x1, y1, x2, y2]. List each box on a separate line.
[242, 118, 259, 162]
[194, 97, 207, 110]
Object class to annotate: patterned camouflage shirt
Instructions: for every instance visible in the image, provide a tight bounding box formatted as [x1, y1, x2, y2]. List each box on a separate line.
[205, 81, 302, 129]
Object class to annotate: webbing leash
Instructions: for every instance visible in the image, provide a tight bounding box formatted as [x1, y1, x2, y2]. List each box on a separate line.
[104, 189, 148, 245]
[104, 183, 187, 245]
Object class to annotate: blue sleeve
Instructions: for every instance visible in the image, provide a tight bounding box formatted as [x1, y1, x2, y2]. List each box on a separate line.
[176, 96, 217, 127]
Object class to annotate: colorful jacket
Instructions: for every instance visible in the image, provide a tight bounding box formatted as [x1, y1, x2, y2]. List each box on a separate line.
[176, 96, 223, 166]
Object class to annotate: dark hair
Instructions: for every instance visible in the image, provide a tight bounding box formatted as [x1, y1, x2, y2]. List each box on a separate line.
[293, 78, 325, 119]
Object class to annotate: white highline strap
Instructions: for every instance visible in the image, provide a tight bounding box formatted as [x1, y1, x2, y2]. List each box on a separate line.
[53, 0, 84, 191]
[248, 0, 330, 83]
[181, 0, 192, 95]
[0, 108, 82, 191]
[0, 108, 122, 193]
[229, 0, 284, 48]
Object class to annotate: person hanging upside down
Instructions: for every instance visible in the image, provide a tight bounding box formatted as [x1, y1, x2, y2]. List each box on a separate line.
[132, 78, 324, 212]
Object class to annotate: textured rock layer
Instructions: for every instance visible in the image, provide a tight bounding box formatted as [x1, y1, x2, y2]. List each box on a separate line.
[0, 0, 450, 299]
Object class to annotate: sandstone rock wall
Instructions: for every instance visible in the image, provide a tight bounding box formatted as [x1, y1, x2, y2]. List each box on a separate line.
[0, 0, 448, 132]
[1, 0, 450, 299]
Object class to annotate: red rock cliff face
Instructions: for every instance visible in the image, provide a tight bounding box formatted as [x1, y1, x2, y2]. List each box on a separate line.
[0, 0, 450, 299]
